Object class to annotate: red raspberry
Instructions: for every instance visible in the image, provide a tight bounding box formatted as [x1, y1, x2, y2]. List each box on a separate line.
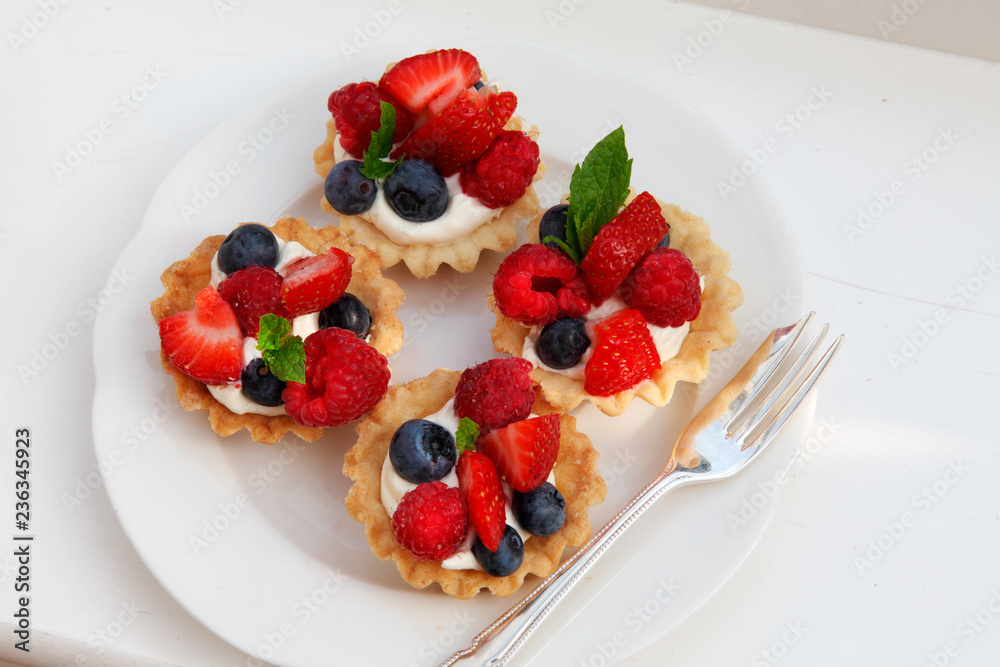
[391, 481, 468, 561]
[492, 244, 591, 327]
[217, 265, 287, 337]
[459, 130, 539, 208]
[327, 82, 414, 159]
[282, 328, 390, 427]
[454, 358, 535, 434]
[621, 248, 702, 327]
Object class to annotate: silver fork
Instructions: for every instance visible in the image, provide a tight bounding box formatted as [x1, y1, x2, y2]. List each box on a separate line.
[441, 312, 843, 667]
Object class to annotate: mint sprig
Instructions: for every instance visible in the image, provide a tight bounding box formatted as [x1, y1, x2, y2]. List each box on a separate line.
[455, 417, 480, 454]
[256, 314, 305, 384]
[360, 101, 402, 181]
[543, 126, 632, 264]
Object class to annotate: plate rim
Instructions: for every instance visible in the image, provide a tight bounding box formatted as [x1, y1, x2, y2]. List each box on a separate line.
[91, 37, 809, 667]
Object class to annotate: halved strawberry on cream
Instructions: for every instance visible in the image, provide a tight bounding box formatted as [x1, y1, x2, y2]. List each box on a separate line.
[378, 48, 481, 117]
[158, 286, 243, 386]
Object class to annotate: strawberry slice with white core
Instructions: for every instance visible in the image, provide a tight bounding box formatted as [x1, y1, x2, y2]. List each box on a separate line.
[158, 286, 243, 385]
[280, 248, 354, 319]
[379, 48, 481, 114]
[478, 415, 560, 493]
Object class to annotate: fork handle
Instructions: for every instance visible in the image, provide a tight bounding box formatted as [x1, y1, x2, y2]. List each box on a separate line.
[440, 466, 696, 666]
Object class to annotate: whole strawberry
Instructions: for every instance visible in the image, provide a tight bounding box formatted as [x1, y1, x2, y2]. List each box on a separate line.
[492, 244, 591, 327]
[217, 264, 287, 337]
[282, 328, 389, 427]
[581, 191, 668, 305]
[454, 358, 535, 434]
[621, 248, 702, 327]
[391, 481, 468, 561]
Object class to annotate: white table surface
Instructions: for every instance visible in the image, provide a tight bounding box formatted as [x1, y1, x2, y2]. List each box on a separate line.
[2, 1, 998, 665]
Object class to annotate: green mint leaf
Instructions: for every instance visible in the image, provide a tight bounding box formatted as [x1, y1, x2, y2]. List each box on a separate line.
[541, 235, 580, 264]
[256, 314, 305, 383]
[455, 417, 480, 454]
[360, 101, 401, 181]
[256, 313, 291, 350]
[264, 338, 305, 384]
[566, 126, 632, 261]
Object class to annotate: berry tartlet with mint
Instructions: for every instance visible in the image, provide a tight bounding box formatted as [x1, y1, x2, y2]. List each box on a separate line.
[490, 127, 743, 416]
[343, 360, 606, 599]
[313, 48, 544, 278]
[151, 217, 404, 444]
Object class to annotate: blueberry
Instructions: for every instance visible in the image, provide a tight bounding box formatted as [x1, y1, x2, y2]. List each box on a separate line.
[473, 79, 485, 90]
[473, 525, 524, 577]
[383, 159, 449, 222]
[389, 419, 457, 484]
[537, 317, 590, 369]
[319, 293, 371, 339]
[217, 223, 280, 274]
[656, 230, 671, 248]
[324, 160, 377, 215]
[513, 482, 566, 537]
[240, 358, 286, 407]
[538, 204, 569, 250]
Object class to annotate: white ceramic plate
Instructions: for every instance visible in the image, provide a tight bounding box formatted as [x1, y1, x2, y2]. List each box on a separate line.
[92, 39, 809, 667]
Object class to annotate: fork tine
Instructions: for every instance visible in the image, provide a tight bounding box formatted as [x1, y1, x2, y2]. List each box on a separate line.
[729, 323, 830, 437]
[725, 311, 814, 426]
[741, 333, 844, 451]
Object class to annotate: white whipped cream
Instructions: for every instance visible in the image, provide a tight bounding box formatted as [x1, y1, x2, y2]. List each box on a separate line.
[380, 398, 549, 571]
[330, 114, 530, 246]
[521, 279, 704, 381]
[205, 237, 321, 415]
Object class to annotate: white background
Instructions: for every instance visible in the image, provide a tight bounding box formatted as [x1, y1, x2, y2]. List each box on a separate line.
[687, 0, 1000, 61]
[1, 1, 998, 666]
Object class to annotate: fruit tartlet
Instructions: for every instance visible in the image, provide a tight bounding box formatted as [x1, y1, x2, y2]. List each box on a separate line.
[490, 127, 743, 416]
[313, 48, 544, 278]
[151, 217, 404, 444]
[344, 360, 606, 599]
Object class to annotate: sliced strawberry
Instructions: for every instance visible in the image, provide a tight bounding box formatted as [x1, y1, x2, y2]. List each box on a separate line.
[379, 48, 480, 114]
[158, 286, 243, 385]
[390, 89, 503, 176]
[456, 450, 506, 552]
[478, 415, 560, 493]
[486, 90, 517, 127]
[580, 191, 669, 305]
[583, 309, 662, 396]
[280, 248, 354, 319]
